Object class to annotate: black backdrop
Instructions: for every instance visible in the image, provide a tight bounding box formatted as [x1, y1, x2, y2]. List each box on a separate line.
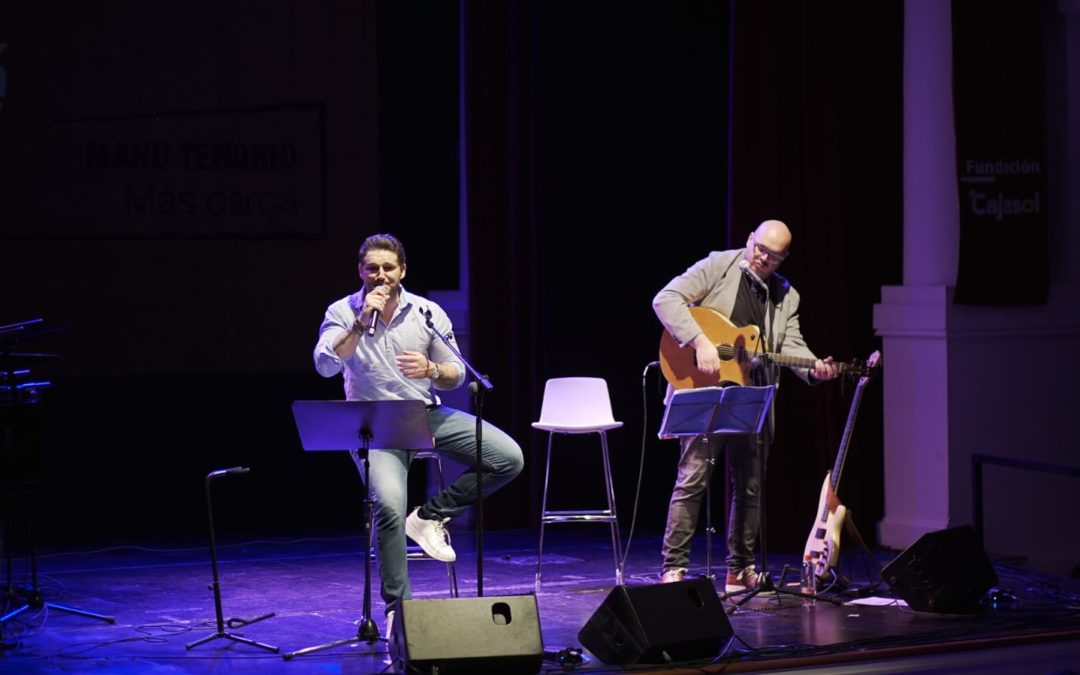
[1, 1, 902, 558]
[466, 0, 901, 553]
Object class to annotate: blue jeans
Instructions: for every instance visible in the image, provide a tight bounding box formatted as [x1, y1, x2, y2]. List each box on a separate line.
[661, 431, 767, 573]
[350, 404, 524, 612]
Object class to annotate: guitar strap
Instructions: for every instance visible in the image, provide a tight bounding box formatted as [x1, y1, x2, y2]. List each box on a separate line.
[766, 297, 775, 349]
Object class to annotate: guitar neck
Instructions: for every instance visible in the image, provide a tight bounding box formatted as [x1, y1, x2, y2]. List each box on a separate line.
[767, 353, 819, 370]
[719, 346, 818, 371]
[830, 377, 870, 493]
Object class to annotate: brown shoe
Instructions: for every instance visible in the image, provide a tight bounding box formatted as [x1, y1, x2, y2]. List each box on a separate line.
[724, 566, 761, 592]
[660, 567, 687, 583]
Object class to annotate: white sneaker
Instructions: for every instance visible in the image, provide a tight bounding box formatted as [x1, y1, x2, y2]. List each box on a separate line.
[384, 609, 395, 641]
[383, 610, 395, 665]
[405, 507, 456, 562]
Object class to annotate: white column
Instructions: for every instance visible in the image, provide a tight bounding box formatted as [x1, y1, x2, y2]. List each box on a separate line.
[873, 0, 960, 548]
[903, 0, 960, 286]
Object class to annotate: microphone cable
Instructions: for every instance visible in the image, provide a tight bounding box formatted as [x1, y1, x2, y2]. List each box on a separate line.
[617, 359, 665, 580]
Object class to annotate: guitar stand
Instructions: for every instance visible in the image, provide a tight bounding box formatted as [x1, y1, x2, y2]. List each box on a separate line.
[185, 468, 278, 653]
[825, 513, 885, 600]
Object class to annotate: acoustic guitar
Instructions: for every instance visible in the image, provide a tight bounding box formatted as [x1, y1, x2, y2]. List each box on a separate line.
[801, 350, 881, 581]
[658, 306, 869, 389]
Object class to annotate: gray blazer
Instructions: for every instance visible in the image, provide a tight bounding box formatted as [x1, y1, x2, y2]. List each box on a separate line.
[652, 247, 819, 387]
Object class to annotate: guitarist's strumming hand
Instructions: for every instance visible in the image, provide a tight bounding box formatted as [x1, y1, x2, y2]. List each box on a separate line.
[812, 357, 840, 381]
[691, 333, 721, 376]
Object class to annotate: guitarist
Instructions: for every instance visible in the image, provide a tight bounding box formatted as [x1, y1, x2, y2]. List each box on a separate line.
[655, 219, 839, 592]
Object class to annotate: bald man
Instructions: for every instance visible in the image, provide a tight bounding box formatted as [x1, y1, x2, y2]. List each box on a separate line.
[653, 220, 839, 592]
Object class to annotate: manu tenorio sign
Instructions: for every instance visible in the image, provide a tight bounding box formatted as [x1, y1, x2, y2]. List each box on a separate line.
[0, 104, 324, 238]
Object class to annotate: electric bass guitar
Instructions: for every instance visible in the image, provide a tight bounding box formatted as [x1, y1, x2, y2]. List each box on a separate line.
[658, 306, 870, 388]
[802, 350, 881, 581]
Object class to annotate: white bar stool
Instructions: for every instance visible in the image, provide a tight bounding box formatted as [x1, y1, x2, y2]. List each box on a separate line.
[532, 377, 624, 587]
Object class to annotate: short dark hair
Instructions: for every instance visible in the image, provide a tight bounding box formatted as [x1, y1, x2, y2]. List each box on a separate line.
[358, 233, 407, 266]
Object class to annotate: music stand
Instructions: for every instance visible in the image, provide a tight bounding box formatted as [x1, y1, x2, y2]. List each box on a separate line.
[283, 400, 434, 661]
[2, 319, 115, 628]
[659, 385, 774, 581]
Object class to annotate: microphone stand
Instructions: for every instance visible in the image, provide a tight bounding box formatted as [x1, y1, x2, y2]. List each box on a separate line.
[722, 272, 779, 603]
[422, 309, 493, 596]
[754, 277, 773, 598]
[724, 273, 838, 608]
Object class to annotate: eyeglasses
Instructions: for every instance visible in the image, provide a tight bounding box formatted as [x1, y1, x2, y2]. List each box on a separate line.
[751, 237, 788, 264]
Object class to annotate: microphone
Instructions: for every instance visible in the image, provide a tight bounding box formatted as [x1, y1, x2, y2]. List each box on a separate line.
[738, 259, 769, 294]
[366, 283, 384, 337]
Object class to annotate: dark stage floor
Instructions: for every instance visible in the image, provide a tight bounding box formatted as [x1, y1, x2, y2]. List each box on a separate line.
[2, 525, 1079, 674]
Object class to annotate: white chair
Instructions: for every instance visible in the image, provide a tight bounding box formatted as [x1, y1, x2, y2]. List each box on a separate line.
[532, 377, 624, 587]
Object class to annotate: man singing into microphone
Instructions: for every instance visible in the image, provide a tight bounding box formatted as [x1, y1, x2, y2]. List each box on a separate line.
[653, 219, 838, 590]
[313, 233, 523, 635]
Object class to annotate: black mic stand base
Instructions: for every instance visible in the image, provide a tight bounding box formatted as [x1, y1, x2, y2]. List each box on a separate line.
[281, 619, 380, 661]
[185, 612, 279, 652]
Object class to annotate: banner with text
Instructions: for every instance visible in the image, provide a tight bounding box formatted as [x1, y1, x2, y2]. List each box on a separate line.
[952, 1, 1047, 305]
[0, 104, 324, 238]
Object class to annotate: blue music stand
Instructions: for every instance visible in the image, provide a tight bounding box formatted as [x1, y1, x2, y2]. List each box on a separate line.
[658, 385, 774, 580]
[659, 386, 774, 440]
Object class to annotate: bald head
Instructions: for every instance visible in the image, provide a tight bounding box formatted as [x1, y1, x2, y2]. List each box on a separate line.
[743, 219, 791, 278]
[754, 220, 792, 250]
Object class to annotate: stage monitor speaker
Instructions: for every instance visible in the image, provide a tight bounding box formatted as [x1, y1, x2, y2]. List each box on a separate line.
[389, 595, 543, 674]
[882, 524, 998, 613]
[578, 578, 732, 665]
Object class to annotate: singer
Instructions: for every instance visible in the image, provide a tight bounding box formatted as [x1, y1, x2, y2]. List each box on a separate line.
[652, 219, 839, 591]
[312, 233, 523, 638]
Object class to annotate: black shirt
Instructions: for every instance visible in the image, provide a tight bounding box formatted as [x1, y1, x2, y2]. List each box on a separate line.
[728, 273, 771, 386]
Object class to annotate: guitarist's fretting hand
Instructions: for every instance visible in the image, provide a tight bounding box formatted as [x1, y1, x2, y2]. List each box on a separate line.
[691, 333, 721, 376]
[812, 357, 840, 381]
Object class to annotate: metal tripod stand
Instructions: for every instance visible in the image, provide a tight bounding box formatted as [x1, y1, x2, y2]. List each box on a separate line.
[2, 492, 117, 626]
[2, 318, 115, 628]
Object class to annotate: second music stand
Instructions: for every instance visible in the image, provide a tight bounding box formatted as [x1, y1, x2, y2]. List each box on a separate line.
[283, 399, 434, 661]
[658, 385, 774, 581]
